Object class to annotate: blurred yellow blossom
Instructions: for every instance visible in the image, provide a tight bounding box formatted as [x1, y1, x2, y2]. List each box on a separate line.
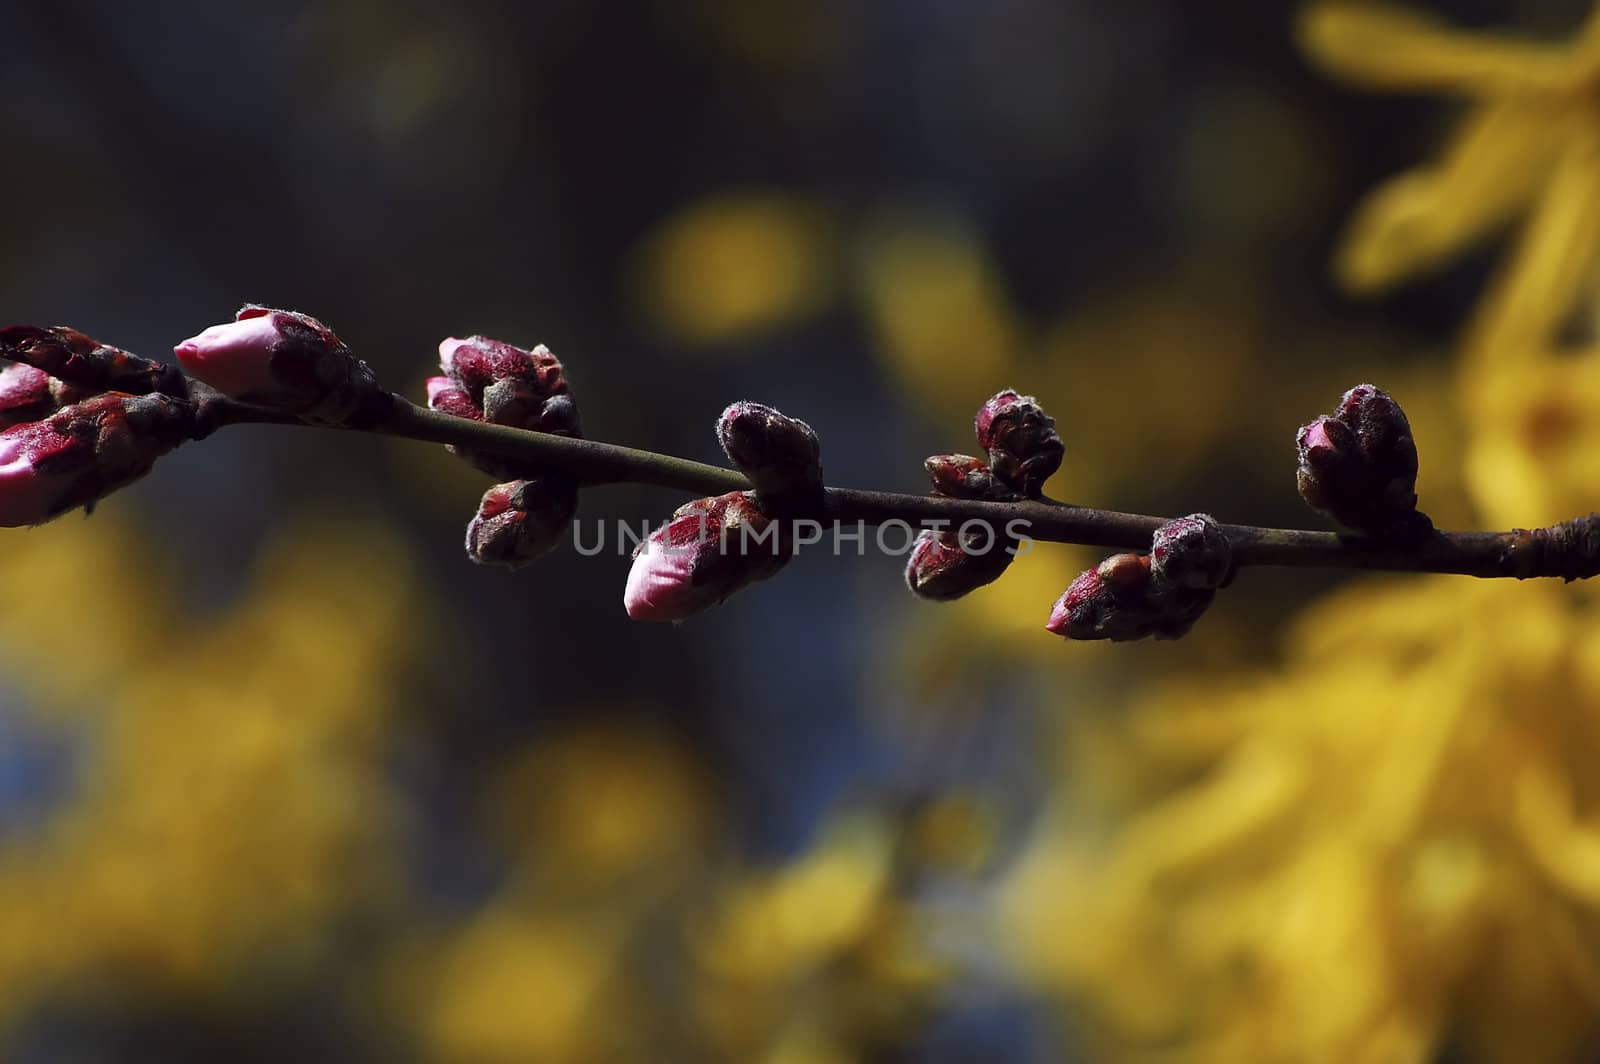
[420, 907, 629, 1062]
[994, 6, 1600, 1063]
[0, 517, 423, 1027]
[1301, 3, 1600, 364]
[0, 515, 176, 711]
[853, 207, 1022, 423]
[1004, 574, 1600, 1062]
[482, 724, 716, 891]
[1462, 353, 1600, 528]
[631, 193, 840, 347]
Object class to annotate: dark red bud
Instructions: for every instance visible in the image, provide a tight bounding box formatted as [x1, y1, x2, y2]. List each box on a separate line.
[1150, 513, 1232, 590]
[439, 336, 569, 407]
[1048, 551, 1217, 642]
[465, 474, 579, 569]
[429, 336, 584, 480]
[1295, 384, 1427, 538]
[924, 454, 1016, 501]
[0, 391, 193, 526]
[904, 525, 1016, 601]
[716, 401, 822, 508]
[974, 389, 1063, 497]
[2, 324, 187, 398]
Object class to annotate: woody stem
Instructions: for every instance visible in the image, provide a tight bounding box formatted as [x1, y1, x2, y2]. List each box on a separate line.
[213, 396, 1600, 582]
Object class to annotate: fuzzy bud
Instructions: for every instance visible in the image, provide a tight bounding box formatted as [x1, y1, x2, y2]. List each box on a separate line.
[1045, 567, 1147, 641]
[439, 336, 569, 408]
[974, 390, 1063, 497]
[0, 391, 193, 526]
[430, 337, 582, 480]
[1150, 513, 1232, 590]
[1047, 551, 1216, 642]
[1295, 383, 1428, 538]
[174, 306, 384, 425]
[1, 324, 186, 397]
[716, 401, 822, 509]
[924, 454, 1016, 501]
[904, 525, 1016, 601]
[465, 474, 579, 569]
[624, 491, 788, 622]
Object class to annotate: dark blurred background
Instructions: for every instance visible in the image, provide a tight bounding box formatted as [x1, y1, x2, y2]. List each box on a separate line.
[0, 1, 1592, 1061]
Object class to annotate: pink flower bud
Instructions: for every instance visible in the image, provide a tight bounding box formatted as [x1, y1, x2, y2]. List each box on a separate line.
[425, 376, 481, 421]
[0, 392, 192, 526]
[0, 364, 86, 429]
[904, 525, 1016, 601]
[1150, 513, 1232, 590]
[174, 305, 383, 424]
[974, 389, 1064, 497]
[1, 324, 186, 397]
[1047, 552, 1215, 642]
[1046, 565, 1153, 641]
[924, 454, 1016, 501]
[716, 401, 823, 508]
[438, 336, 570, 410]
[465, 475, 579, 569]
[1295, 383, 1427, 538]
[624, 491, 787, 621]
[430, 336, 583, 480]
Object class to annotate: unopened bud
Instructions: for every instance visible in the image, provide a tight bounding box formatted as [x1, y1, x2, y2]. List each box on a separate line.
[0, 364, 86, 429]
[624, 491, 787, 621]
[430, 337, 583, 480]
[717, 401, 822, 509]
[1150, 513, 1232, 590]
[1, 324, 186, 397]
[1046, 568, 1147, 641]
[1295, 383, 1427, 538]
[174, 306, 384, 425]
[0, 391, 192, 526]
[465, 474, 579, 569]
[924, 454, 1015, 500]
[440, 336, 569, 408]
[974, 389, 1063, 496]
[1047, 552, 1216, 642]
[904, 526, 1015, 601]
[425, 376, 481, 421]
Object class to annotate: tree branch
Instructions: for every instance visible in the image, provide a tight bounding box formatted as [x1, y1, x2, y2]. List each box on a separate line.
[210, 394, 1600, 582]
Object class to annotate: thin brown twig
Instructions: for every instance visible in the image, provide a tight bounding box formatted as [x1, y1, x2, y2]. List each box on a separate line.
[207, 394, 1600, 582]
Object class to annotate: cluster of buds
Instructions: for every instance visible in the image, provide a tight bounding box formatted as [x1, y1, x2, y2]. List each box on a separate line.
[625, 402, 821, 622]
[426, 336, 584, 569]
[174, 306, 386, 426]
[975, 389, 1064, 498]
[0, 327, 198, 526]
[906, 455, 1019, 600]
[906, 389, 1061, 601]
[1295, 383, 1430, 540]
[1047, 513, 1233, 641]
